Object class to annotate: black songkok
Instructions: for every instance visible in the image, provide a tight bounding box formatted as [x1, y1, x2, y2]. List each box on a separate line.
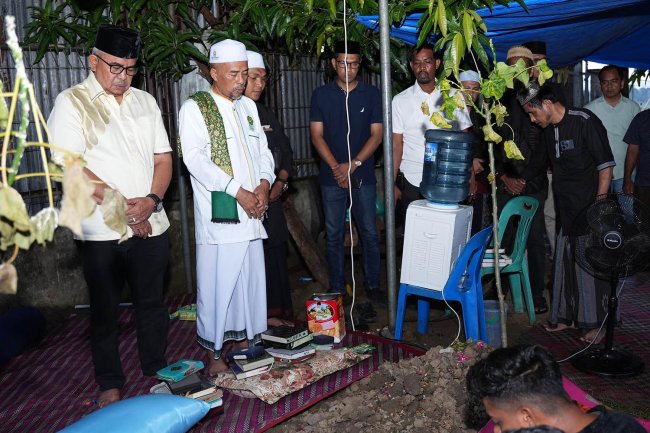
[523, 41, 547, 56]
[94, 25, 141, 59]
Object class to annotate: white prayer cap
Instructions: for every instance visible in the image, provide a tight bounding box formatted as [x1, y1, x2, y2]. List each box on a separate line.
[460, 70, 480, 83]
[209, 39, 247, 64]
[247, 51, 265, 69]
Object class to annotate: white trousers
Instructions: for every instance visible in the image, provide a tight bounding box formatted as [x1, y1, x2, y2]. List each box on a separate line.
[196, 239, 267, 359]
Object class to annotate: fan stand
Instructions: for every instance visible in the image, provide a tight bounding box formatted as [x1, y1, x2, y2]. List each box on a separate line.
[570, 274, 645, 377]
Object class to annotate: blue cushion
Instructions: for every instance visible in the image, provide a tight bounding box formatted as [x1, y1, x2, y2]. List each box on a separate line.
[58, 394, 210, 433]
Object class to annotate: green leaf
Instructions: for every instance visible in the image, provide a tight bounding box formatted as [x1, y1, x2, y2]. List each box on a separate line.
[504, 140, 525, 160]
[481, 74, 507, 100]
[473, 35, 489, 70]
[482, 124, 503, 144]
[469, 10, 487, 32]
[462, 12, 474, 52]
[326, 0, 337, 19]
[430, 112, 452, 129]
[491, 104, 507, 127]
[0, 186, 31, 232]
[450, 32, 465, 80]
[437, 0, 447, 37]
[416, 13, 434, 48]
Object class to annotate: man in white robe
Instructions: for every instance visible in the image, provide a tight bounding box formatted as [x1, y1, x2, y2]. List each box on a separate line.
[179, 39, 275, 375]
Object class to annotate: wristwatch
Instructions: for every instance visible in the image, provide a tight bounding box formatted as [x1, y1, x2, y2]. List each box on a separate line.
[353, 159, 362, 167]
[147, 193, 163, 213]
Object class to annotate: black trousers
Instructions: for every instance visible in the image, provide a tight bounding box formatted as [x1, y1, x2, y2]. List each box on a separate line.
[396, 178, 423, 229]
[497, 188, 548, 306]
[81, 231, 170, 390]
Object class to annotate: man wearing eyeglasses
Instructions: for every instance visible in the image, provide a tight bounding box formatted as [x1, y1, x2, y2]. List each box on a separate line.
[48, 25, 172, 408]
[310, 41, 384, 305]
[585, 65, 640, 193]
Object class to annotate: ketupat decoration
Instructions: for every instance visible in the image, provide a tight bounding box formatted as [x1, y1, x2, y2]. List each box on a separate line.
[0, 15, 123, 295]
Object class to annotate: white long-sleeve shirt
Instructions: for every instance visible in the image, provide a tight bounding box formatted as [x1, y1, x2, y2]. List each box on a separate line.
[179, 90, 275, 244]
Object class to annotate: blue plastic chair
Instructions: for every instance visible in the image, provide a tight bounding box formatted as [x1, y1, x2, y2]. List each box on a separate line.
[481, 195, 539, 325]
[395, 225, 493, 342]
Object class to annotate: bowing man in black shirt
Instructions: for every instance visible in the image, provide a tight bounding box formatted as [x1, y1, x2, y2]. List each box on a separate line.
[517, 81, 615, 345]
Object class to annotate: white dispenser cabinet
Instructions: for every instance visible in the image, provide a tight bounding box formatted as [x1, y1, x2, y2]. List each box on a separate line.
[400, 200, 473, 291]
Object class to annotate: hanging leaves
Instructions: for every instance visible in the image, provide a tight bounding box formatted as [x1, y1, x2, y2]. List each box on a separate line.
[430, 112, 452, 129]
[536, 58, 554, 85]
[0, 186, 31, 234]
[101, 188, 128, 242]
[482, 124, 503, 144]
[58, 158, 96, 239]
[491, 104, 507, 127]
[504, 140, 525, 160]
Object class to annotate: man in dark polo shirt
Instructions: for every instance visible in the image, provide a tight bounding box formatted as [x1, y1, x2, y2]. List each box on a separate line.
[623, 109, 650, 210]
[518, 81, 615, 345]
[309, 41, 383, 303]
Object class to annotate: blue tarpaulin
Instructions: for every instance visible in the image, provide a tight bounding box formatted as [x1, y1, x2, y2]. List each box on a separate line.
[356, 0, 650, 69]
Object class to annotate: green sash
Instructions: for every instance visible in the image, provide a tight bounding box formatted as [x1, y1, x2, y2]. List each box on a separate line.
[189, 91, 239, 224]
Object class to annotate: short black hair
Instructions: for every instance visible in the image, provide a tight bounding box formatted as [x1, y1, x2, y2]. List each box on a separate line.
[466, 344, 570, 410]
[410, 44, 436, 61]
[504, 426, 565, 433]
[332, 41, 360, 57]
[598, 64, 623, 82]
[516, 81, 558, 108]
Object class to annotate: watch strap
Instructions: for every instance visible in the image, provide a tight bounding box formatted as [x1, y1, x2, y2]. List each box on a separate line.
[147, 193, 163, 212]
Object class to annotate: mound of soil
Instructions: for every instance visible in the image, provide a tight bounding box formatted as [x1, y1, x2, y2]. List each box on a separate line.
[268, 342, 491, 433]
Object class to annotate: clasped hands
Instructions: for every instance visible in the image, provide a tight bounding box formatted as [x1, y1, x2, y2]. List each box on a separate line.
[501, 174, 526, 196]
[126, 196, 154, 239]
[236, 181, 270, 219]
[331, 162, 355, 189]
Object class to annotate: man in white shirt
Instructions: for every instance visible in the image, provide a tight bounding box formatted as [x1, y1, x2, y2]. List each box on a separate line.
[48, 25, 173, 408]
[585, 65, 640, 193]
[392, 44, 472, 225]
[179, 39, 275, 375]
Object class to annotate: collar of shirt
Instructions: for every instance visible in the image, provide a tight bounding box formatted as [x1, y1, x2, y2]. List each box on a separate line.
[86, 71, 134, 103]
[327, 79, 366, 93]
[411, 81, 441, 99]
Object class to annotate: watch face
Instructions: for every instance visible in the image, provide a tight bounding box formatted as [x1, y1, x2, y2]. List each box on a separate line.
[354, 160, 362, 167]
[155, 201, 163, 212]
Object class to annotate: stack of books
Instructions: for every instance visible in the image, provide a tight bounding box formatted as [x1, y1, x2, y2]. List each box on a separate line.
[265, 346, 316, 363]
[230, 352, 274, 379]
[261, 325, 312, 349]
[153, 360, 223, 410]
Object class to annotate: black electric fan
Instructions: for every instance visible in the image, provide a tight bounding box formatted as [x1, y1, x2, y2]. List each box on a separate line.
[569, 193, 650, 377]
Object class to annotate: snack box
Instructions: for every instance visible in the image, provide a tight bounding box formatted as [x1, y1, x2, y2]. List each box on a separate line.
[306, 293, 345, 343]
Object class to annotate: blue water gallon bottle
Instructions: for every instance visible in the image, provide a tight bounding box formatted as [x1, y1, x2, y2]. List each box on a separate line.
[420, 129, 473, 205]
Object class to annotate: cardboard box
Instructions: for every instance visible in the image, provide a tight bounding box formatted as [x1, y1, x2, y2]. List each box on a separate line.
[306, 293, 345, 343]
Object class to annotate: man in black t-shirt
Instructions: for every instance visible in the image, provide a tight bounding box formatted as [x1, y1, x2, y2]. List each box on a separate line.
[623, 110, 650, 210]
[517, 81, 615, 344]
[467, 344, 645, 433]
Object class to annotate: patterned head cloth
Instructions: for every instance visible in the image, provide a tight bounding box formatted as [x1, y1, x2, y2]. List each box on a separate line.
[506, 45, 534, 62]
[517, 79, 541, 106]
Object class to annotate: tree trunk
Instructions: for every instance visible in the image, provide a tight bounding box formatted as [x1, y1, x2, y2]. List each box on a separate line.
[487, 141, 507, 348]
[283, 198, 329, 289]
